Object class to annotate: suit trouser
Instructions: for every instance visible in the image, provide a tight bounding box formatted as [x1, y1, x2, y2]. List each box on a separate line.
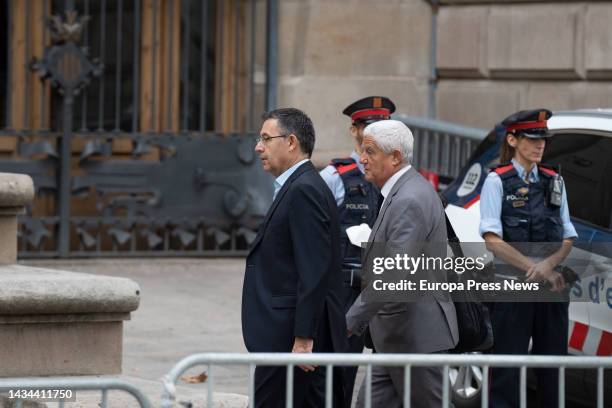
[354, 352, 451, 408]
[342, 283, 364, 407]
[253, 312, 346, 408]
[254, 364, 344, 408]
[342, 334, 364, 406]
[489, 301, 569, 408]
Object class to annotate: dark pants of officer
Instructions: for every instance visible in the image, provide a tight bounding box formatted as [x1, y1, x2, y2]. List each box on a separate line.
[489, 301, 568, 408]
[342, 273, 365, 407]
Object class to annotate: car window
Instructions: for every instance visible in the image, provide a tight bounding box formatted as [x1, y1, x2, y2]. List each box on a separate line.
[543, 133, 612, 230]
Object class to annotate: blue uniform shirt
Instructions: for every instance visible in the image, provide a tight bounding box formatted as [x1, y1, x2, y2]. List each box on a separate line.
[319, 151, 364, 206]
[479, 158, 577, 239]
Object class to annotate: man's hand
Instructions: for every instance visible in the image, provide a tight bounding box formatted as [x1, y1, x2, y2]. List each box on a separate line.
[292, 337, 316, 372]
[347, 329, 353, 338]
[525, 260, 565, 291]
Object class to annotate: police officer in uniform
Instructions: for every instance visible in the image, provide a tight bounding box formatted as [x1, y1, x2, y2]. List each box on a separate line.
[479, 109, 577, 407]
[319, 96, 395, 406]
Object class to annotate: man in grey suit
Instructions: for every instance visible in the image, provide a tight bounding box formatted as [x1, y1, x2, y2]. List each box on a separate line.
[346, 119, 459, 408]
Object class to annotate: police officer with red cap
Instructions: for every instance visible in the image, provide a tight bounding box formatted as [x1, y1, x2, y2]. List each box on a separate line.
[319, 96, 395, 406]
[479, 109, 577, 407]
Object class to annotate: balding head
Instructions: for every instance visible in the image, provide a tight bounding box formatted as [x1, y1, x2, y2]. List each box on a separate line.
[363, 120, 414, 165]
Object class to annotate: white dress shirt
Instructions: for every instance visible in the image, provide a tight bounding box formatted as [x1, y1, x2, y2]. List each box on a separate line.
[380, 164, 412, 208]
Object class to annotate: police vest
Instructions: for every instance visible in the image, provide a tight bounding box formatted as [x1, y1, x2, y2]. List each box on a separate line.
[493, 163, 563, 255]
[331, 158, 381, 264]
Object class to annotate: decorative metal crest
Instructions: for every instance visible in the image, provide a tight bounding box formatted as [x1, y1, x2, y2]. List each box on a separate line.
[48, 10, 90, 44]
[30, 10, 102, 95]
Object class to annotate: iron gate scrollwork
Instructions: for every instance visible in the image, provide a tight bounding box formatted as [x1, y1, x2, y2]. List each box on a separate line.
[30, 7, 103, 257]
[65, 131, 272, 257]
[1, 1, 274, 258]
[9, 130, 272, 258]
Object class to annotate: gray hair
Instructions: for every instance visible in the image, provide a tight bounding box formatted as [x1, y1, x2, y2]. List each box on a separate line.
[363, 119, 414, 164]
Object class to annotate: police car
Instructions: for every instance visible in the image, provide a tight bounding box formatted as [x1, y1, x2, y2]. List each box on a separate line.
[440, 109, 612, 407]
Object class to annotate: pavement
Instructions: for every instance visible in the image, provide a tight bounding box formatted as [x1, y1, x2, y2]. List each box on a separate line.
[20, 258, 252, 408]
[6, 258, 593, 408]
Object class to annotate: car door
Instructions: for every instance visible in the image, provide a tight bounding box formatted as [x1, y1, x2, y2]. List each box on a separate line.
[543, 131, 612, 357]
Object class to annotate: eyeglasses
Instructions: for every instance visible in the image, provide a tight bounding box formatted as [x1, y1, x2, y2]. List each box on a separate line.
[255, 134, 289, 144]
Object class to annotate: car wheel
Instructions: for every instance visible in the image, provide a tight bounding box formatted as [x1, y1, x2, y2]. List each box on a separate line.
[449, 363, 483, 408]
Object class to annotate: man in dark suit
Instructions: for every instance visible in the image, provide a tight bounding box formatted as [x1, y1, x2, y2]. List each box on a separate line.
[242, 108, 347, 407]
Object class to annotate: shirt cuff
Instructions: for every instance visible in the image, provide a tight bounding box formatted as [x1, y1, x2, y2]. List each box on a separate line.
[563, 222, 578, 239]
[479, 218, 503, 238]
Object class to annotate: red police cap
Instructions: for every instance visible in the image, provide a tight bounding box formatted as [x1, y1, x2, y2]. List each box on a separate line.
[502, 109, 553, 138]
[342, 96, 396, 124]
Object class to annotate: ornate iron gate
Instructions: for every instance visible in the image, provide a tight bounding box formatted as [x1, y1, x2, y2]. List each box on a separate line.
[1, 0, 276, 257]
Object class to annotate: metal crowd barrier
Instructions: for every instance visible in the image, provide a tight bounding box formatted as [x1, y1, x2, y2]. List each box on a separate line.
[394, 114, 489, 179]
[161, 352, 611, 408]
[0, 377, 152, 408]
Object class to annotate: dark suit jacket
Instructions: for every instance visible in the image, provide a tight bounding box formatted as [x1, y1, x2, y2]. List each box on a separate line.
[242, 161, 347, 353]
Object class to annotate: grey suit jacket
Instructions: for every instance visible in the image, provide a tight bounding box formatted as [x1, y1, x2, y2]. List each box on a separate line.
[346, 166, 459, 354]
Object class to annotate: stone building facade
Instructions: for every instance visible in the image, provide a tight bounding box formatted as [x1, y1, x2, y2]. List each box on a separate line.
[275, 0, 612, 166]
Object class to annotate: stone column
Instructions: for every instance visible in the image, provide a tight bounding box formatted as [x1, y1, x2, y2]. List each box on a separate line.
[0, 173, 141, 377]
[0, 173, 34, 264]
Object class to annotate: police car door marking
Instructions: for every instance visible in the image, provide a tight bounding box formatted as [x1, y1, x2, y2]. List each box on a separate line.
[457, 163, 482, 197]
[569, 321, 588, 352]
